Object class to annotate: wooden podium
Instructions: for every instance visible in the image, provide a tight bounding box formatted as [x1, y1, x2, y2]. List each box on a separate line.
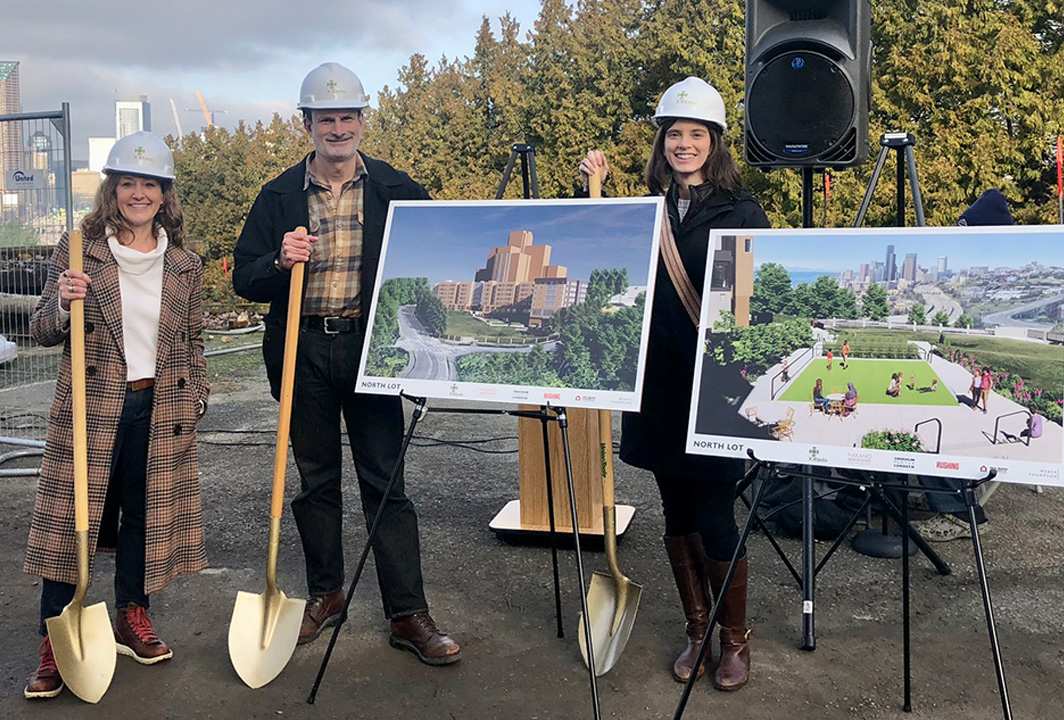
[489, 407, 635, 539]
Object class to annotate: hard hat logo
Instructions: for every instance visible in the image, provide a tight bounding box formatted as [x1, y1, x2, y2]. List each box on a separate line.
[103, 131, 175, 181]
[298, 62, 369, 111]
[653, 77, 728, 132]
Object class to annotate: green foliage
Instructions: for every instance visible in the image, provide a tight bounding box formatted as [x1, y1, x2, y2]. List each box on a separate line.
[416, 293, 447, 336]
[587, 268, 629, 308]
[860, 428, 925, 453]
[785, 276, 859, 319]
[907, 302, 927, 326]
[456, 344, 563, 386]
[750, 262, 792, 316]
[954, 314, 974, 328]
[708, 314, 813, 379]
[931, 310, 951, 326]
[862, 284, 890, 322]
[0, 220, 39, 247]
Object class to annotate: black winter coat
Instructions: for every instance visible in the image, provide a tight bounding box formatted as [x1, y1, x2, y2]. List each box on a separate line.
[232, 152, 430, 399]
[619, 184, 770, 479]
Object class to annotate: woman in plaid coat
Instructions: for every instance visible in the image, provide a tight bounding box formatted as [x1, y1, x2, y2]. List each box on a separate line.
[23, 132, 209, 699]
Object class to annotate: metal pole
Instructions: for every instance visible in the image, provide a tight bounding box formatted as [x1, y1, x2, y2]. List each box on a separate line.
[61, 102, 74, 233]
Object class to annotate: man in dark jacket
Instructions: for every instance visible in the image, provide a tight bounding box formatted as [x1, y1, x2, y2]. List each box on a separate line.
[233, 62, 460, 665]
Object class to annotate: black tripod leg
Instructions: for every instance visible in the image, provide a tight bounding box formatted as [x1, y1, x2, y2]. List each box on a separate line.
[495, 148, 518, 199]
[539, 409, 564, 638]
[674, 473, 769, 720]
[902, 477, 912, 712]
[556, 409, 600, 720]
[855, 144, 891, 227]
[801, 476, 816, 650]
[904, 145, 926, 226]
[308, 397, 428, 703]
[964, 484, 1013, 720]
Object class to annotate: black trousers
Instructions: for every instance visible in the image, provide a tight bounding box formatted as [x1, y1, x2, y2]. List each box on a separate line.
[289, 325, 428, 619]
[40, 386, 153, 635]
[655, 471, 741, 562]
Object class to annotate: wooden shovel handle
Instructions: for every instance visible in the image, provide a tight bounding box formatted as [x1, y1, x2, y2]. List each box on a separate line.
[68, 231, 90, 533]
[270, 228, 306, 519]
[587, 166, 615, 508]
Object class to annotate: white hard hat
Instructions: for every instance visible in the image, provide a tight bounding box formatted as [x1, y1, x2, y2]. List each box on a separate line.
[653, 77, 727, 133]
[297, 62, 370, 110]
[103, 131, 175, 181]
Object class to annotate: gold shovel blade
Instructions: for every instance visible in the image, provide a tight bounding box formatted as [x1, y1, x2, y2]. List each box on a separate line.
[46, 600, 116, 703]
[578, 570, 642, 676]
[228, 588, 306, 689]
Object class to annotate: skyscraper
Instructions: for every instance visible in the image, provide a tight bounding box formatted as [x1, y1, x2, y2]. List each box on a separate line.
[902, 253, 918, 282]
[0, 61, 22, 194]
[884, 244, 896, 282]
[115, 96, 151, 139]
[937, 256, 948, 279]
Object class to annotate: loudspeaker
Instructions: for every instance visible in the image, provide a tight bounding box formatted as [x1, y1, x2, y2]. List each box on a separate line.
[745, 0, 871, 168]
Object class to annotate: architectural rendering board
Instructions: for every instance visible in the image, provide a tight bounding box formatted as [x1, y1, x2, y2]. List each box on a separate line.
[356, 198, 664, 411]
[686, 226, 1064, 487]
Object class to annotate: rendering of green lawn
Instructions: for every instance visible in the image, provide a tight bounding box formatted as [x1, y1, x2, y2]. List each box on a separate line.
[778, 358, 955, 407]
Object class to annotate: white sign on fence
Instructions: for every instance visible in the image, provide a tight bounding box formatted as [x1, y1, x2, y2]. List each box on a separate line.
[5, 169, 47, 190]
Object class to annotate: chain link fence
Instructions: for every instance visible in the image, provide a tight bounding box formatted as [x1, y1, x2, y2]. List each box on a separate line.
[0, 105, 73, 392]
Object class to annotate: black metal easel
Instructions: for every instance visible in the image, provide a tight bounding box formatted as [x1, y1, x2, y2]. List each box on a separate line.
[674, 453, 1012, 719]
[307, 397, 603, 719]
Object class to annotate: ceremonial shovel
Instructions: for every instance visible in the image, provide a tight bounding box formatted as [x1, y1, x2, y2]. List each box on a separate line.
[229, 229, 307, 688]
[47, 230, 117, 703]
[578, 172, 642, 675]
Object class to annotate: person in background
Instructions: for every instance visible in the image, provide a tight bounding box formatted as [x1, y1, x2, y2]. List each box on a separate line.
[841, 340, 850, 369]
[813, 378, 830, 411]
[842, 382, 858, 416]
[886, 373, 901, 398]
[781, 357, 790, 383]
[233, 62, 460, 665]
[917, 189, 1013, 542]
[24, 132, 209, 698]
[825, 349, 833, 371]
[578, 76, 769, 690]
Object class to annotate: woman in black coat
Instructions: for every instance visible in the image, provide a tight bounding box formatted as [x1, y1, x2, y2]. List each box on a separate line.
[579, 77, 769, 691]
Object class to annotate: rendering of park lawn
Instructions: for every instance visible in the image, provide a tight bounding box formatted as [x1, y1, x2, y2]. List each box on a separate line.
[778, 358, 954, 406]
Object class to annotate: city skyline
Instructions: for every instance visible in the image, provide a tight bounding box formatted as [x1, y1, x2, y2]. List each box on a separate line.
[753, 230, 1063, 277]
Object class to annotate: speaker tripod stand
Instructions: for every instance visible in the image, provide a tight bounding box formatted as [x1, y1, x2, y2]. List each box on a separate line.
[855, 131, 926, 228]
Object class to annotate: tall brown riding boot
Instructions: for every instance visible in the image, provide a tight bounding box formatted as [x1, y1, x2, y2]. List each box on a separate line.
[664, 534, 710, 682]
[705, 554, 750, 691]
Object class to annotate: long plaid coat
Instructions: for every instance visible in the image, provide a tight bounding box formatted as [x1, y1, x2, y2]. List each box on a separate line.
[24, 231, 209, 595]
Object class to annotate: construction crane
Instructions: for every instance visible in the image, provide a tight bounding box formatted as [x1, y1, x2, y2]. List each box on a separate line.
[186, 90, 228, 128]
[169, 98, 184, 143]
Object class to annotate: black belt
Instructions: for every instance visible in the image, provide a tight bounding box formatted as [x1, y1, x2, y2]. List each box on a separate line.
[301, 315, 362, 334]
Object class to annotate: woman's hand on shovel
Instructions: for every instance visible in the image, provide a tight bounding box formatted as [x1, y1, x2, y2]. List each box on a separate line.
[579, 150, 609, 193]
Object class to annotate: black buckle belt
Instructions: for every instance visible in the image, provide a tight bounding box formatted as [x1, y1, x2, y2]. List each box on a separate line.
[301, 315, 362, 334]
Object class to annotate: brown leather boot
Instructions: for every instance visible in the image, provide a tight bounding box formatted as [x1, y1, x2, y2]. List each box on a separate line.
[114, 603, 173, 665]
[24, 636, 63, 699]
[664, 534, 710, 682]
[706, 554, 750, 691]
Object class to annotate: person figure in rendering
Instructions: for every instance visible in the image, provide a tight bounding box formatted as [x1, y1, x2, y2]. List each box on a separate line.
[886, 373, 901, 398]
[917, 188, 1014, 543]
[24, 132, 209, 698]
[781, 357, 790, 383]
[813, 378, 830, 412]
[840, 340, 850, 369]
[233, 62, 460, 665]
[577, 76, 770, 691]
[825, 349, 833, 371]
[842, 382, 858, 416]
[979, 367, 994, 415]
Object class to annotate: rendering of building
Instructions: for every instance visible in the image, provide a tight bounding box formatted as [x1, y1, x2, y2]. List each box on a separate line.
[706, 234, 754, 327]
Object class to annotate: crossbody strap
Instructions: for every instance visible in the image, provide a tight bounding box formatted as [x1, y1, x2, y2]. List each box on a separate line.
[658, 212, 701, 326]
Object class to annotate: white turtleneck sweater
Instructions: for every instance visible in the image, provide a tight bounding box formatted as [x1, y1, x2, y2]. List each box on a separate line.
[107, 231, 167, 382]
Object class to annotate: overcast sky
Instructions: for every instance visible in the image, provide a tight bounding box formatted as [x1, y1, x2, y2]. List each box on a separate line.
[9, 1, 544, 162]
